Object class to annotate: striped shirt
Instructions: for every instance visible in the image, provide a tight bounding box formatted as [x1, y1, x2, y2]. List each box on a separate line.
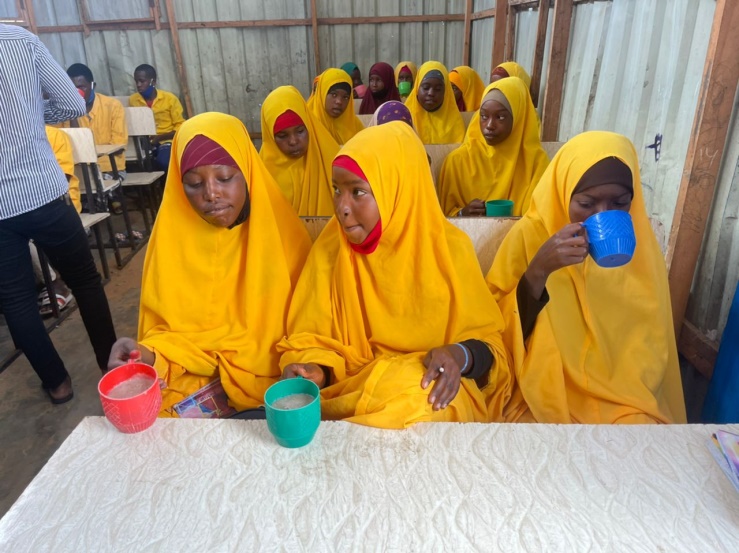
[0, 24, 86, 220]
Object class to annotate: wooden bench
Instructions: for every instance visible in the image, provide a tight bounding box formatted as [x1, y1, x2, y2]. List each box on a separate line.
[112, 95, 131, 107]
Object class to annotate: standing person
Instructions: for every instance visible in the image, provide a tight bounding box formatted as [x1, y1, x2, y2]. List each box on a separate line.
[358, 62, 401, 115]
[129, 63, 185, 171]
[0, 25, 117, 404]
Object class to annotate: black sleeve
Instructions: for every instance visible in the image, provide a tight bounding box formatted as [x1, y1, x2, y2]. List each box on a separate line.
[516, 277, 550, 341]
[459, 339, 493, 381]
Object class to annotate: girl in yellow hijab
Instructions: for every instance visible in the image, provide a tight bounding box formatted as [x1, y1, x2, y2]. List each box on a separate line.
[438, 77, 549, 217]
[260, 86, 339, 216]
[404, 61, 466, 144]
[394, 61, 418, 87]
[449, 66, 485, 111]
[486, 131, 686, 424]
[277, 122, 511, 428]
[307, 68, 364, 145]
[491, 61, 531, 88]
[107, 112, 312, 416]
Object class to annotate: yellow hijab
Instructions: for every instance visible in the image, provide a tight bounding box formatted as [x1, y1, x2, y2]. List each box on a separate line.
[449, 66, 485, 111]
[278, 122, 512, 421]
[404, 61, 466, 144]
[307, 68, 364, 145]
[138, 112, 312, 412]
[394, 60, 418, 86]
[438, 78, 549, 216]
[486, 131, 686, 424]
[493, 61, 532, 88]
[260, 85, 339, 216]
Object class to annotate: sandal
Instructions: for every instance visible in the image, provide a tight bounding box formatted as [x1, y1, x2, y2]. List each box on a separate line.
[114, 230, 145, 247]
[38, 289, 73, 317]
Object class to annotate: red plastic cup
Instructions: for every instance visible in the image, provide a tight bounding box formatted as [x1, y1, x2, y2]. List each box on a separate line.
[98, 358, 162, 434]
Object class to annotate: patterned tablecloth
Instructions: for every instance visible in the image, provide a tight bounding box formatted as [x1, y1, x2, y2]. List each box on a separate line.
[0, 417, 738, 552]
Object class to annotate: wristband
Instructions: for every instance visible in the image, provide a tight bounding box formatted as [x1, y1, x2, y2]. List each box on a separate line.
[454, 343, 470, 375]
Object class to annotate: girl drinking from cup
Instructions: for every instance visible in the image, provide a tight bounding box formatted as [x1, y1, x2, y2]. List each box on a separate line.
[485, 131, 686, 424]
[438, 77, 549, 217]
[107, 113, 311, 416]
[278, 122, 512, 428]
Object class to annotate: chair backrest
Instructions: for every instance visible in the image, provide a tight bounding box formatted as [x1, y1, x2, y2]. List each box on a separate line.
[113, 95, 131, 107]
[461, 111, 475, 129]
[542, 141, 564, 159]
[425, 143, 460, 186]
[357, 114, 373, 127]
[301, 215, 517, 273]
[353, 101, 361, 114]
[58, 127, 97, 164]
[125, 106, 157, 136]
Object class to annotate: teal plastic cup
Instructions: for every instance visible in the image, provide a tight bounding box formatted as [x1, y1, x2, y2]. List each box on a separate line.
[264, 378, 321, 448]
[398, 81, 412, 96]
[485, 199, 514, 217]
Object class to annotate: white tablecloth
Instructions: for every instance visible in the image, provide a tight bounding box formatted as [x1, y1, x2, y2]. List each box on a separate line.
[1, 417, 738, 552]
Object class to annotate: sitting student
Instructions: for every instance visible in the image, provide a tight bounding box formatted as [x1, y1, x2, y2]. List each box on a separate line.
[278, 122, 512, 428]
[341, 62, 365, 98]
[260, 85, 339, 216]
[62, 63, 127, 178]
[358, 62, 401, 115]
[403, 61, 466, 144]
[129, 63, 185, 171]
[107, 113, 312, 417]
[449, 66, 485, 112]
[490, 61, 531, 88]
[307, 68, 364, 145]
[33, 126, 82, 316]
[438, 78, 549, 217]
[486, 131, 687, 424]
[368, 101, 413, 128]
[394, 61, 418, 89]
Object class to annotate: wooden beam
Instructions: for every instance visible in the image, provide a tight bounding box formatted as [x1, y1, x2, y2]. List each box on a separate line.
[17, 0, 36, 34]
[76, 0, 92, 37]
[504, 5, 517, 61]
[529, 0, 550, 107]
[318, 15, 465, 25]
[471, 8, 496, 21]
[463, 0, 473, 66]
[540, 0, 572, 141]
[491, 0, 508, 75]
[162, 0, 193, 118]
[310, 0, 320, 74]
[678, 321, 719, 380]
[180, 19, 310, 29]
[667, 0, 739, 340]
[150, 0, 162, 32]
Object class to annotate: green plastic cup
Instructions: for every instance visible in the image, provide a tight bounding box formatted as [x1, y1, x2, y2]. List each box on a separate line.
[264, 378, 321, 448]
[398, 81, 412, 96]
[485, 199, 514, 217]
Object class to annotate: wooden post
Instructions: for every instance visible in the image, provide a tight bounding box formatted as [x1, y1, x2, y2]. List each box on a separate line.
[17, 0, 37, 34]
[540, 0, 572, 141]
[491, 0, 507, 76]
[666, 0, 739, 341]
[162, 0, 193, 118]
[504, 5, 516, 61]
[310, 0, 321, 75]
[76, 0, 92, 37]
[150, 0, 161, 32]
[463, 0, 473, 66]
[529, 0, 550, 107]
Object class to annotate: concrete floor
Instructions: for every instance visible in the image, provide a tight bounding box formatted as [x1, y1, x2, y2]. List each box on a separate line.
[0, 212, 713, 518]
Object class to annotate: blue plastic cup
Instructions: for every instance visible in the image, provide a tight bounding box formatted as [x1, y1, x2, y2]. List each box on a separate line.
[264, 378, 321, 448]
[581, 210, 636, 268]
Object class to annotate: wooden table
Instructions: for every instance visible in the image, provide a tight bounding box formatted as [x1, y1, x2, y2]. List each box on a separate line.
[0, 418, 737, 551]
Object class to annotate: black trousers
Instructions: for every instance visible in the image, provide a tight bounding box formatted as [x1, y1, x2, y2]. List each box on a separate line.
[0, 198, 116, 388]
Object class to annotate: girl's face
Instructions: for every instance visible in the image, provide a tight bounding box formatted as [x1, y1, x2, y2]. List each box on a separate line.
[369, 74, 385, 94]
[274, 125, 309, 159]
[417, 77, 445, 112]
[479, 99, 513, 146]
[183, 165, 247, 227]
[325, 88, 351, 118]
[332, 166, 380, 244]
[451, 83, 463, 104]
[569, 183, 632, 223]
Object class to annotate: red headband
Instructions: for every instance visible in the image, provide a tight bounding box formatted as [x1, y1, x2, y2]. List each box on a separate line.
[180, 135, 238, 176]
[399, 65, 412, 76]
[273, 110, 305, 135]
[332, 155, 368, 182]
